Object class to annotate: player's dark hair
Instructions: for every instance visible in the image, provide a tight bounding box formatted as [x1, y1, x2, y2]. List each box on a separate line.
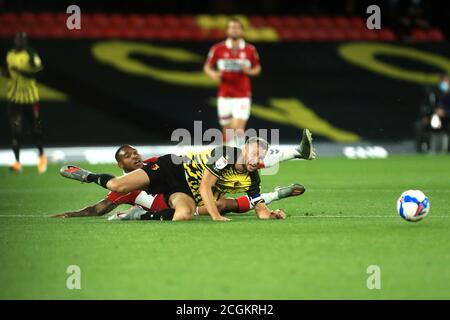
[245, 137, 269, 151]
[228, 17, 244, 29]
[115, 144, 133, 162]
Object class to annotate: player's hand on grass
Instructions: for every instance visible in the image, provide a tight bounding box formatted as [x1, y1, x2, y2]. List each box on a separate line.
[271, 209, 286, 219]
[213, 215, 231, 222]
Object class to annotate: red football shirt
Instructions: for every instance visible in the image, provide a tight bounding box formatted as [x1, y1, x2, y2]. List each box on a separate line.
[105, 157, 169, 211]
[206, 39, 260, 98]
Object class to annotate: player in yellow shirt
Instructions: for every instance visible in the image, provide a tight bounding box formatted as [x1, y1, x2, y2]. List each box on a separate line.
[5, 32, 46, 173]
[60, 131, 316, 221]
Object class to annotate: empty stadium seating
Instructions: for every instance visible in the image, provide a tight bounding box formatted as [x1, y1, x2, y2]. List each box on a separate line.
[0, 12, 445, 42]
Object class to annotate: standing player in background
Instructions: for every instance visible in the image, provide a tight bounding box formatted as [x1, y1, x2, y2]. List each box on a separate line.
[204, 17, 261, 147]
[4, 32, 46, 173]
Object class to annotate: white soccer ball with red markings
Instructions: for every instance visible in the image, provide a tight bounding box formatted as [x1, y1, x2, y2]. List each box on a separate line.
[396, 190, 430, 222]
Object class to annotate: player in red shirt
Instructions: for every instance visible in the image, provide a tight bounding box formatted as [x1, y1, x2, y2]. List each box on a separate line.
[53, 142, 310, 220]
[52, 145, 168, 218]
[204, 17, 261, 147]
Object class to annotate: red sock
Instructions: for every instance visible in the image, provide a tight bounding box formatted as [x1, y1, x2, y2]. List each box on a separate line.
[236, 196, 251, 213]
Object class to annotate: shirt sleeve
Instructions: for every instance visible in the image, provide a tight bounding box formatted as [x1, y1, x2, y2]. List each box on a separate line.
[205, 146, 237, 177]
[144, 156, 158, 164]
[246, 171, 263, 206]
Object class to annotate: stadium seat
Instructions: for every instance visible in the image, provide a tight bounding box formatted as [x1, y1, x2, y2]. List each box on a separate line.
[411, 29, 428, 42]
[110, 14, 128, 27]
[277, 29, 296, 41]
[378, 29, 396, 41]
[162, 15, 181, 27]
[1, 12, 18, 24]
[266, 16, 284, 28]
[36, 12, 55, 25]
[345, 29, 364, 40]
[361, 29, 378, 41]
[284, 16, 302, 28]
[19, 12, 36, 25]
[91, 13, 110, 27]
[292, 29, 313, 41]
[299, 16, 316, 28]
[428, 28, 445, 42]
[101, 27, 122, 39]
[316, 16, 334, 28]
[333, 16, 351, 28]
[127, 14, 146, 28]
[350, 16, 365, 28]
[248, 16, 266, 28]
[328, 29, 347, 41]
[310, 28, 330, 41]
[144, 15, 163, 27]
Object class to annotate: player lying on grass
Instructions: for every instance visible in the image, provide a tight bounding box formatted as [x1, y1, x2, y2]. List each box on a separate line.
[52, 144, 305, 219]
[60, 130, 315, 221]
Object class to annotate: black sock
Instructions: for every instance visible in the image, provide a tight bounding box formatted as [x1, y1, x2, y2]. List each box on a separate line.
[140, 208, 175, 221]
[12, 138, 20, 162]
[86, 173, 114, 188]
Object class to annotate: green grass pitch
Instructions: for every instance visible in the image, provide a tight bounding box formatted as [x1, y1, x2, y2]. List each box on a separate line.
[1, 155, 449, 299]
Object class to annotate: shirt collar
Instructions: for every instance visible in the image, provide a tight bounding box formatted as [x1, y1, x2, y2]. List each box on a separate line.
[225, 38, 245, 50]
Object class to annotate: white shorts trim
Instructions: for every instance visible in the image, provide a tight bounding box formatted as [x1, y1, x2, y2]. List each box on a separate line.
[217, 97, 251, 126]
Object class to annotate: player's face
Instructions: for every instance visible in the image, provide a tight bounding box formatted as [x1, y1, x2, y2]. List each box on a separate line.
[227, 21, 244, 40]
[14, 32, 27, 49]
[244, 143, 267, 172]
[118, 147, 143, 172]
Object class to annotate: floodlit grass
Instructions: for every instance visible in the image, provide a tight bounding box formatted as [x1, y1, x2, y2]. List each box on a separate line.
[1, 155, 449, 299]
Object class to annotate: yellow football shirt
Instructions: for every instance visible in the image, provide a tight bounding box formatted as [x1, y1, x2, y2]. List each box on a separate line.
[6, 48, 42, 104]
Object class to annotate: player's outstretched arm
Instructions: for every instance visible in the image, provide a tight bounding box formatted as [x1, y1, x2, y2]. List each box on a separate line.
[52, 199, 117, 218]
[199, 170, 231, 221]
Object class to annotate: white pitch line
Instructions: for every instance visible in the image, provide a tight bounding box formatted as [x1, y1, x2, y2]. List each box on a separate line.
[0, 215, 448, 219]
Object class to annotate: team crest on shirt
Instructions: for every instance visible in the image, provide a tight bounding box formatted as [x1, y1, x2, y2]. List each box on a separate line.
[214, 156, 228, 170]
[239, 52, 246, 58]
[150, 164, 159, 171]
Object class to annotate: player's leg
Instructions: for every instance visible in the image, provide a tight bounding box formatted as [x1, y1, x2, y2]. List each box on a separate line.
[60, 165, 149, 193]
[108, 206, 176, 221]
[230, 97, 251, 147]
[7, 102, 24, 172]
[217, 97, 233, 144]
[30, 103, 47, 173]
[261, 129, 316, 169]
[168, 192, 196, 221]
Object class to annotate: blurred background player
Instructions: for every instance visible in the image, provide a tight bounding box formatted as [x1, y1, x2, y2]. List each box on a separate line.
[4, 32, 46, 173]
[429, 74, 450, 153]
[203, 17, 261, 147]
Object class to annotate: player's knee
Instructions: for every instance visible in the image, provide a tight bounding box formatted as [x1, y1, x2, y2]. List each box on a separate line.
[172, 209, 193, 221]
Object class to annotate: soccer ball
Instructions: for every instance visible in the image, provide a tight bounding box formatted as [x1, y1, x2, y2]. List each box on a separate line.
[396, 190, 430, 222]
